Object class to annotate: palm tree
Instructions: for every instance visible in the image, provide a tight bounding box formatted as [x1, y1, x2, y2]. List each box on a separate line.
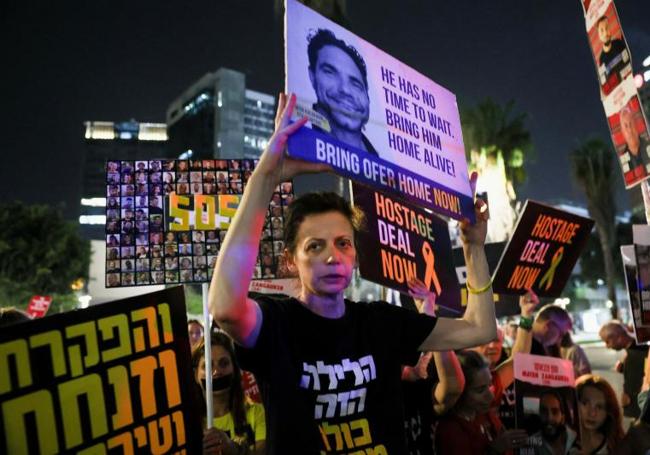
[461, 98, 533, 192]
[570, 138, 619, 318]
[461, 99, 533, 241]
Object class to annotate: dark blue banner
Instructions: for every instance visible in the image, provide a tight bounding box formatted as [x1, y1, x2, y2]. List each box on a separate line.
[288, 125, 475, 222]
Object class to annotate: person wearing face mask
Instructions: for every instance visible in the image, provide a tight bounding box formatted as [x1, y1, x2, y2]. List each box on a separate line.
[192, 333, 266, 455]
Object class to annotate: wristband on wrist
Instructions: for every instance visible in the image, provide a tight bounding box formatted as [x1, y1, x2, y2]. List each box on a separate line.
[519, 315, 533, 330]
[466, 278, 492, 295]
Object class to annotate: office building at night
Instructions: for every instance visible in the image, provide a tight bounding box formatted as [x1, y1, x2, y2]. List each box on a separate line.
[166, 68, 275, 160]
[80, 120, 168, 240]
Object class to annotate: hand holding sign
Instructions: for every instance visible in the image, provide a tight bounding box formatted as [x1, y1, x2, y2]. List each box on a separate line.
[459, 172, 489, 248]
[407, 277, 437, 317]
[255, 93, 331, 186]
[489, 429, 529, 452]
[519, 288, 540, 318]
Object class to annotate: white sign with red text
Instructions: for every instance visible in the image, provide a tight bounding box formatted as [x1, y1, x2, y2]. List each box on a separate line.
[27, 295, 52, 318]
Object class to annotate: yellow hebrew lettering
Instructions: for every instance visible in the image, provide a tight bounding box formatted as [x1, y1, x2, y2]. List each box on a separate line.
[159, 349, 181, 409]
[320, 422, 343, 451]
[169, 193, 190, 231]
[98, 314, 132, 363]
[131, 355, 158, 418]
[131, 307, 160, 352]
[134, 425, 148, 448]
[171, 410, 186, 445]
[29, 331, 67, 378]
[157, 303, 174, 344]
[148, 415, 173, 454]
[195, 194, 217, 230]
[2, 390, 58, 454]
[107, 365, 134, 430]
[58, 374, 109, 450]
[66, 321, 100, 377]
[339, 422, 354, 449]
[217, 195, 241, 229]
[0, 339, 32, 394]
[77, 443, 107, 454]
[350, 418, 372, 447]
[107, 432, 134, 452]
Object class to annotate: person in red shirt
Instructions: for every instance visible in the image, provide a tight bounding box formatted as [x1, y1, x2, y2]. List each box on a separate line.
[435, 350, 529, 454]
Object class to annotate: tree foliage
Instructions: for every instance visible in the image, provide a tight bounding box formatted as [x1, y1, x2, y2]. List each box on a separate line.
[570, 138, 620, 318]
[0, 203, 90, 311]
[461, 98, 533, 190]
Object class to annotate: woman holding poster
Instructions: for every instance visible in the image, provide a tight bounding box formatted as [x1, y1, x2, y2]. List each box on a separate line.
[209, 93, 496, 454]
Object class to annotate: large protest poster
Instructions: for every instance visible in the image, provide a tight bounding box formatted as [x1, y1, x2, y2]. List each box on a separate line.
[452, 242, 521, 317]
[106, 158, 294, 287]
[0, 286, 202, 453]
[284, 0, 474, 222]
[513, 353, 579, 455]
[351, 183, 461, 316]
[581, 1, 650, 188]
[492, 201, 594, 297]
[621, 245, 650, 343]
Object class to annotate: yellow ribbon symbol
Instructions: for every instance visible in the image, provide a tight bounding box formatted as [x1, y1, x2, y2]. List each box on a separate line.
[538, 246, 564, 291]
[421, 241, 442, 296]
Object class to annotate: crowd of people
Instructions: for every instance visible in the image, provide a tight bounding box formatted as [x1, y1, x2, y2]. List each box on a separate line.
[198, 94, 650, 454]
[3, 92, 650, 454]
[184, 291, 650, 454]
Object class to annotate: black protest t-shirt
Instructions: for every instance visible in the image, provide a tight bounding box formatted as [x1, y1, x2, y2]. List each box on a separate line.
[236, 296, 437, 455]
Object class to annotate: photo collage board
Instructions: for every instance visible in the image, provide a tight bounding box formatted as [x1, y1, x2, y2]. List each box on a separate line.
[105, 159, 294, 287]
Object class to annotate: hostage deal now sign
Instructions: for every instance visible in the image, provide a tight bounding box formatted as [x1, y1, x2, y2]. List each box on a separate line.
[492, 200, 594, 297]
[352, 183, 460, 314]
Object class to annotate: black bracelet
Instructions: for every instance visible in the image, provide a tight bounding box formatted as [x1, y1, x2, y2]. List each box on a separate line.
[519, 315, 533, 331]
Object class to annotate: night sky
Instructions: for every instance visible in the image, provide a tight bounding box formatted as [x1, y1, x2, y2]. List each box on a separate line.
[1, 0, 649, 220]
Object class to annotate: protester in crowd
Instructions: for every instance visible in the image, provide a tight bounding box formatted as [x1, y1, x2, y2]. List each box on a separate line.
[472, 290, 538, 370]
[575, 374, 624, 454]
[465, 289, 539, 431]
[401, 279, 465, 455]
[435, 350, 528, 454]
[599, 321, 648, 419]
[471, 325, 509, 369]
[531, 389, 580, 455]
[402, 278, 465, 413]
[504, 320, 518, 351]
[613, 347, 650, 453]
[193, 333, 266, 455]
[0, 307, 32, 327]
[531, 304, 573, 357]
[560, 331, 592, 378]
[209, 93, 497, 453]
[188, 318, 204, 349]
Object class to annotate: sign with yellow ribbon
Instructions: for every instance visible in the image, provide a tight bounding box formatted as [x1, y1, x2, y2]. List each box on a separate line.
[351, 182, 460, 316]
[492, 200, 594, 297]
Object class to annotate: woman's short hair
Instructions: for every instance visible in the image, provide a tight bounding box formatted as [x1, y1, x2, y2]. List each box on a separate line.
[283, 192, 365, 253]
